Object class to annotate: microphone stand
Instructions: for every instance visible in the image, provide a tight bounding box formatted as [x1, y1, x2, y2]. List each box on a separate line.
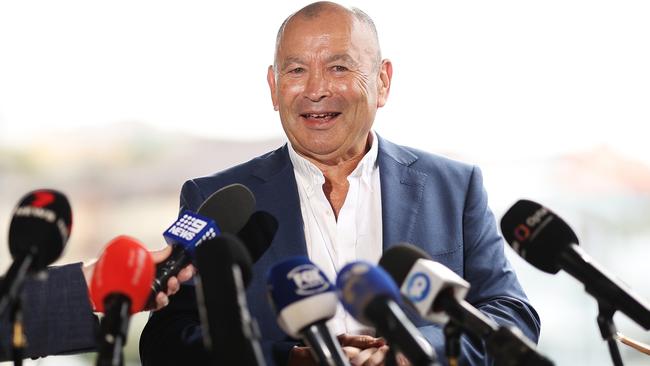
[443, 322, 462, 366]
[596, 302, 624, 366]
[10, 297, 25, 366]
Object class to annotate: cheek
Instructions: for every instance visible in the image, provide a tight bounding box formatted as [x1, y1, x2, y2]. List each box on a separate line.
[278, 80, 305, 100]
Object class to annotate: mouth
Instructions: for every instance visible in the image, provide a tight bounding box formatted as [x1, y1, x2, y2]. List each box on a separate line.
[300, 112, 342, 121]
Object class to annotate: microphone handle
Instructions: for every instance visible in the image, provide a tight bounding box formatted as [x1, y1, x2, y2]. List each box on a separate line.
[96, 294, 131, 366]
[147, 245, 189, 307]
[301, 322, 351, 366]
[560, 244, 650, 329]
[0, 253, 34, 316]
[486, 327, 554, 366]
[366, 297, 438, 366]
[435, 294, 498, 340]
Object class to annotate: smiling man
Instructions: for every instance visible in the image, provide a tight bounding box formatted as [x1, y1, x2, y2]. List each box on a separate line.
[140, 2, 540, 365]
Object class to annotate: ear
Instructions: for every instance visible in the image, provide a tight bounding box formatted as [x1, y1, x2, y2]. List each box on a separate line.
[376, 59, 392, 108]
[267, 65, 279, 111]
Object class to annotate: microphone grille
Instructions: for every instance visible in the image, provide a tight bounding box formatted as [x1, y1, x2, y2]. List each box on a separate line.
[379, 243, 432, 286]
[500, 199, 579, 274]
[198, 183, 256, 234]
[8, 189, 72, 270]
[195, 233, 253, 287]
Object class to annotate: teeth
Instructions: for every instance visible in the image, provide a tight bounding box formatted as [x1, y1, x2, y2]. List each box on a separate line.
[304, 113, 337, 118]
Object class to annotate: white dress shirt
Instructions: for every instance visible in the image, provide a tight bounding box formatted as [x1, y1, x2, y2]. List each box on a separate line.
[287, 131, 383, 336]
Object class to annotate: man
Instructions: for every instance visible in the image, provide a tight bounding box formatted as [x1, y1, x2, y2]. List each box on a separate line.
[140, 2, 540, 365]
[0, 245, 193, 361]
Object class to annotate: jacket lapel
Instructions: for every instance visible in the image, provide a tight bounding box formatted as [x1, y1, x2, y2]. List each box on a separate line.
[250, 145, 308, 260]
[377, 136, 427, 250]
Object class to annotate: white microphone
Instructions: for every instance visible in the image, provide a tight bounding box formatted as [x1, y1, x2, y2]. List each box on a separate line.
[267, 256, 350, 366]
[380, 243, 554, 366]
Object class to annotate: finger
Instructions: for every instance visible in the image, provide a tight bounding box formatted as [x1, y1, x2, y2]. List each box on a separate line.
[351, 347, 378, 366]
[342, 346, 361, 359]
[395, 352, 411, 366]
[166, 276, 180, 295]
[339, 334, 384, 349]
[154, 292, 170, 311]
[150, 245, 173, 264]
[363, 345, 389, 366]
[177, 264, 196, 283]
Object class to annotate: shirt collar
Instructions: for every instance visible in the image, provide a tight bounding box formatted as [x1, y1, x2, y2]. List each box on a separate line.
[288, 131, 379, 190]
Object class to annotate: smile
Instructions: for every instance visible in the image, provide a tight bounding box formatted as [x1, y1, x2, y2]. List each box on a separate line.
[300, 112, 341, 119]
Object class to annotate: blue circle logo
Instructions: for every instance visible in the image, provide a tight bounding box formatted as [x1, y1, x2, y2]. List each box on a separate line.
[405, 273, 430, 302]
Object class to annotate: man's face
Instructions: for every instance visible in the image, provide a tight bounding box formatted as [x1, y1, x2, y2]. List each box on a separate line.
[267, 11, 391, 164]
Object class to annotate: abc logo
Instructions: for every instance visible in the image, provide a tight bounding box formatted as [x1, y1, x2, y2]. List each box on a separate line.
[405, 272, 430, 302]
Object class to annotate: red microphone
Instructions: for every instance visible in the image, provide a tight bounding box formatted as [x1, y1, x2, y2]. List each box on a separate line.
[89, 236, 154, 366]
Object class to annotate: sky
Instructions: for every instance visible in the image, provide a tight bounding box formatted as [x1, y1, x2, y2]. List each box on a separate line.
[0, 0, 649, 163]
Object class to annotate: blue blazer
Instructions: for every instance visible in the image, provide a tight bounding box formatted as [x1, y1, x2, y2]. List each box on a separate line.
[140, 136, 540, 365]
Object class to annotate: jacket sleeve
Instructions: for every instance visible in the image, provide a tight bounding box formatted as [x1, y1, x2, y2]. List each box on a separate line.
[0, 263, 98, 361]
[417, 166, 541, 365]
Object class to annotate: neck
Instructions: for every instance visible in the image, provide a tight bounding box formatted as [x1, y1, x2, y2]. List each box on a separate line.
[295, 134, 373, 220]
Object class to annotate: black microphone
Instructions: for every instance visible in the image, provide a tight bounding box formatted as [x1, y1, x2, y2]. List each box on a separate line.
[0, 189, 72, 316]
[336, 261, 439, 366]
[380, 244, 553, 366]
[500, 199, 650, 329]
[267, 256, 350, 366]
[193, 232, 265, 366]
[150, 183, 255, 300]
[237, 210, 278, 263]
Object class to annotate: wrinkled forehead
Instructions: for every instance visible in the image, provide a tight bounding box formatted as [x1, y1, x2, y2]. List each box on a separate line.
[276, 12, 377, 64]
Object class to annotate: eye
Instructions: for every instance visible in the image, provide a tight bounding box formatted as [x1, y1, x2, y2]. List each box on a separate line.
[332, 65, 349, 72]
[288, 67, 305, 74]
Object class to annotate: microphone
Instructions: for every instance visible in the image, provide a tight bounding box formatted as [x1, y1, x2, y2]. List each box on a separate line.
[380, 244, 553, 366]
[267, 256, 350, 366]
[0, 189, 72, 316]
[150, 183, 255, 299]
[237, 210, 278, 263]
[89, 235, 155, 366]
[193, 232, 265, 366]
[336, 261, 439, 366]
[500, 199, 650, 329]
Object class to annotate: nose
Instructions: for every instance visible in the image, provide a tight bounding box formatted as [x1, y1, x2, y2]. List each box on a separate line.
[304, 69, 331, 102]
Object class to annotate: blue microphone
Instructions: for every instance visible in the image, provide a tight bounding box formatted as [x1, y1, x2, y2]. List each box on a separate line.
[267, 256, 350, 366]
[336, 261, 439, 366]
[150, 183, 255, 301]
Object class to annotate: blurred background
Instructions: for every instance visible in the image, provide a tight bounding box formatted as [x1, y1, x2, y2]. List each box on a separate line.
[1, 1, 648, 365]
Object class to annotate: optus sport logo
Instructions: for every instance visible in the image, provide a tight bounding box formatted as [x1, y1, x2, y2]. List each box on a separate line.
[405, 272, 430, 303]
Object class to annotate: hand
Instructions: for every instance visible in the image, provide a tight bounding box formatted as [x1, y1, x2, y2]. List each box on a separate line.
[82, 245, 196, 312]
[337, 334, 391, 366]
[287, 334, 385, 366]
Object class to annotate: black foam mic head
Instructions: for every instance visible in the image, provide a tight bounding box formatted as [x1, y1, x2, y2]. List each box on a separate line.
[500, 199, 579, 274]
[237, 210, 277, 263]
[379, 243, 432, 286]
[195, 232, 253, 287]
[8, 189, 72, 270]
[197, 183, 255, 234]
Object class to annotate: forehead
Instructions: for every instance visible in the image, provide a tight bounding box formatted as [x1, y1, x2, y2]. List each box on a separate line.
[277, 12, 374, 60]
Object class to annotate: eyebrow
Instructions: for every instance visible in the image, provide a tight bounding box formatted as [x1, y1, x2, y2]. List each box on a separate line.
[280, 54, 360, 71]
[326, 54, 359, 67]
[280, 56, 305, 71]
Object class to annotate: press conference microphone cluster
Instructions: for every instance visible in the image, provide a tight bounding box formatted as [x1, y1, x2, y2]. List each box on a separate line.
[336, 261, 439, 366]
[267, 256, 350, 366]
[379, 244, 553, 366]
[0, 189, 72, 316]
[89, 236, 155, 366]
